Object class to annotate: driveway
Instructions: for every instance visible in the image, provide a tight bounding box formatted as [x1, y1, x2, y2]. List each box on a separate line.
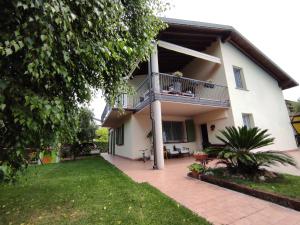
[102, 153, 300, 225]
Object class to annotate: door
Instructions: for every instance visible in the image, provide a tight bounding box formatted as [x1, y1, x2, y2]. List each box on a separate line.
[200, 124, 210, 148]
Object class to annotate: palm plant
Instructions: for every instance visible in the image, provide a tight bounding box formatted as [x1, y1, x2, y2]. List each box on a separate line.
[204, 126, 297, 174]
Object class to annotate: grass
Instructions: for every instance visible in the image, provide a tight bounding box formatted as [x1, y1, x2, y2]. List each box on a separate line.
[212, 168, 300, 200]
[0, 157, 210, 225]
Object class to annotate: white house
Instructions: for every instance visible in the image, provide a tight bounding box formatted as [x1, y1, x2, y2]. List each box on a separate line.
[101, 18, 298, 169]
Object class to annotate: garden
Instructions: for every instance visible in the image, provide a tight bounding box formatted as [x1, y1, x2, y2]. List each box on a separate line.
[188, 126, 300, 210]
[0, 157, 211, 225]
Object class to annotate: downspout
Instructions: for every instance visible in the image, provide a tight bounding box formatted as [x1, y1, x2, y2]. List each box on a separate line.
[148, 59, 158, 169]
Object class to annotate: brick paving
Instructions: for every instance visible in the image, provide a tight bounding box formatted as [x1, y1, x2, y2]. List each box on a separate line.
[102, 153, 300, 225]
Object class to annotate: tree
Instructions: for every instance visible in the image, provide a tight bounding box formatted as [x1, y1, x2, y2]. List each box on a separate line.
[0, 0, 166, 181]
[69, 107, 97, 159]
[204, 126, 296, 175]
[95, 127, 109, 143]
[76, 108, 98, 144]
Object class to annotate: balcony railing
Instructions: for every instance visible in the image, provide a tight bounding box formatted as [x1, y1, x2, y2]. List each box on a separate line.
[132, 76, 150, 109]
[101, 73, 230, 123]
[158, 73, 229, 105]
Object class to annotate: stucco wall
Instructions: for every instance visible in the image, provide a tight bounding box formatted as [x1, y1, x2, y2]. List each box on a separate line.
[220, 42, 297, 150]
[114, 116, 134, 159]
[193, 109, 234, 148]
[181, 41, 227, 86]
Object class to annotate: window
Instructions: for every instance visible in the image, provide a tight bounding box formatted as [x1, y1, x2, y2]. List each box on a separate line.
[233, 66, 246, 90]
[162, 121, 184, 142]
[242, 113, 254, 128]
[115, 124, 124, 145]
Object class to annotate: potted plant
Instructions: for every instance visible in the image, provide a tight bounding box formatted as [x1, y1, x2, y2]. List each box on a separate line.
[188, 163, 205, 178]
[193, 151, 208, 161]
[173, 71, 183, 77]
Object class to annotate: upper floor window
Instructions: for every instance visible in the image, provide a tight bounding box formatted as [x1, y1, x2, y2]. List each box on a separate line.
[242, 113, 254, 129]
[233, 66, 247, 90]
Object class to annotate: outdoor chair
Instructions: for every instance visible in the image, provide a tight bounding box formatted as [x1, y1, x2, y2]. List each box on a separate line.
[175, 145, 190, 156]
[164, 145, 179, 158]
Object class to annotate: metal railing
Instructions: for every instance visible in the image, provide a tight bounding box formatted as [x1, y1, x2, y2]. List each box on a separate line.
[101, 104, 111, 122]
[132, 76, 150, 108]
[159, 73, 229, 104]
[102, 73, 230, 122]
[101, 94, 134, 122]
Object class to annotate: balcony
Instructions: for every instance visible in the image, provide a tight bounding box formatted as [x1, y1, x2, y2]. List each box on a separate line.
[101, 73, 230, 125]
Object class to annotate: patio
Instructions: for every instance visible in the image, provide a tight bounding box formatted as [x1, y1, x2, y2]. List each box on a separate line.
[102, 153, 300, 225]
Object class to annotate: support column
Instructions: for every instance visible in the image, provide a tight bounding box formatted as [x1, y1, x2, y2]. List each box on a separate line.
[151, 43, 164, 169]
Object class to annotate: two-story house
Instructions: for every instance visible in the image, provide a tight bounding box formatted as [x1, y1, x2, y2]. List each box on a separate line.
[101, 18, 298, 169]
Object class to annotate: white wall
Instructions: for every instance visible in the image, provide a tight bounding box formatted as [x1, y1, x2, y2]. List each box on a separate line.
[114, 115, 134, 159]
[193, 109, 234, 148]
[220, 42, 297, 150]
[181, 41, 227, 86]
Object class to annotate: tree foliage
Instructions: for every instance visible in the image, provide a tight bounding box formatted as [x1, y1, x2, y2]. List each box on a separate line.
[0, 0, 166, 180]
[95, 127, 109, 143]
[204, 126, 297, 174]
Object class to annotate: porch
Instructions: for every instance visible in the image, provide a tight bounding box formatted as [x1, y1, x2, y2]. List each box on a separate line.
[102, 153, 300, 225]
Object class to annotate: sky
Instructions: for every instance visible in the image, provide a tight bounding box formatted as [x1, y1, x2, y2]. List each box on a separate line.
[90, 0, 300, 120]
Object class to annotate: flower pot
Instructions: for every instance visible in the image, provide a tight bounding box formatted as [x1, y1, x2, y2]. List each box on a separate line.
[191, 170, 200, 179]
[193, 154, 208, 161]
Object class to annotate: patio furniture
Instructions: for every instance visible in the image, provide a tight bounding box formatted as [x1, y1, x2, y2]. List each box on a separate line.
[163, 146, 168, 159]
[164, 145, 179, 158]
[175, 145, 190, 156]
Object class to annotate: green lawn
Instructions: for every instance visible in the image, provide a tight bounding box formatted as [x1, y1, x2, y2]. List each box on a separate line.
[212, 168, 300, 200]
[0, 157, 210, 225]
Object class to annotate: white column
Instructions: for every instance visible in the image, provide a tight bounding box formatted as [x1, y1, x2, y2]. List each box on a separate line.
[151, 42, 164, 169]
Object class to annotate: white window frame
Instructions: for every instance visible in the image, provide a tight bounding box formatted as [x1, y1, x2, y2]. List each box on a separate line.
[242, 113, 254, 128]
[233, 66, 247, 90]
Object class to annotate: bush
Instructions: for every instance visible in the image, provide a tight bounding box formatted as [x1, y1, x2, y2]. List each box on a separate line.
[188, 163, 205, 173]
[204, 126, 297, 175]
[95, 142, 109, 153]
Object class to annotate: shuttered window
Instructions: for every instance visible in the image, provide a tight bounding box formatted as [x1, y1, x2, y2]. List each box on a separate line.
[185, 120, 195, 142]
[115, 124, 124, 145]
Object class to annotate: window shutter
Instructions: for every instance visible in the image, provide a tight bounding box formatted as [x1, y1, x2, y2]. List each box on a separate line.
[120, 124, 124, 145]
[185, 120, 195, 142]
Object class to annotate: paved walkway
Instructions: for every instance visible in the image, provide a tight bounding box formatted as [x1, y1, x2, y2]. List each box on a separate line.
[102, 153, 300, 225]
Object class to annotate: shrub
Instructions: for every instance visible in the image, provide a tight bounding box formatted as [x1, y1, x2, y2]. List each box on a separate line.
[188, 163, 205, 174]
[95, 142, 109, 153]
[204, 126, 297, 174]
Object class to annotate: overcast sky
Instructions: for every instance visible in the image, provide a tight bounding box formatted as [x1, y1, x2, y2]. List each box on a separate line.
[90, 0, 300, 120]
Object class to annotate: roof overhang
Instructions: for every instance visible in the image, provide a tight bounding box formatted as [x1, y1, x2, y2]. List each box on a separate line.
[101, 109, 133, 128]
[159, 17, 298, 90]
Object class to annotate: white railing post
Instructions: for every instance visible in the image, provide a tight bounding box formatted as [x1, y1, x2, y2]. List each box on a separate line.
[151, 42, 164, 169]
